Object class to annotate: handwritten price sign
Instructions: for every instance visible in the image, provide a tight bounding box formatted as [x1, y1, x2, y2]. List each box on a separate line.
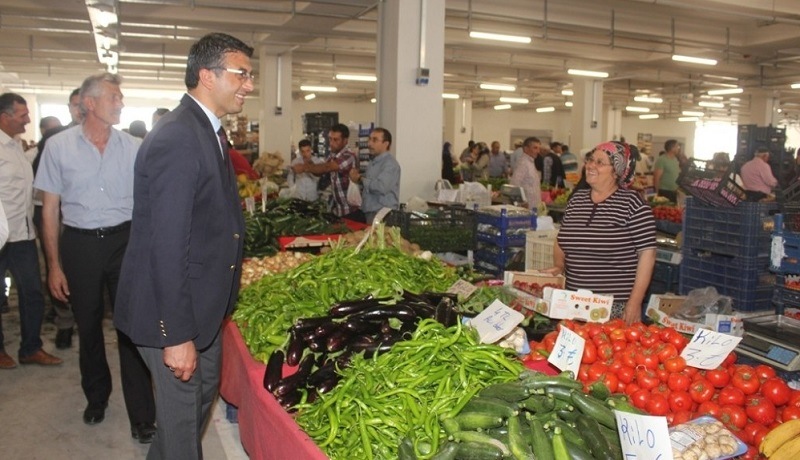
[469, 300, 524, 344]
[447, 279, 478, 301]
[547, 326, 584, 376]
[614, 411, 673, 460]
[680, 329, 742, 370]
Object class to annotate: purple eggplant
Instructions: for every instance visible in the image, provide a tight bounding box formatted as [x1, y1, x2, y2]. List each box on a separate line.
[329, 297, 391, 317]
[326, 327, 352, 353]
[286, 332, 305, 366]
[291, 315, 333, 334]
[351, 305, 417, 322]
[263, 349, 285, 392]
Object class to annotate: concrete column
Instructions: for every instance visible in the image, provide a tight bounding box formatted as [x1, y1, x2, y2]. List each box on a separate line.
[443, 98, 472, 152]
[746, 90, 779, 126]
[258, 50, 293, 162]
[605, 107, 623, 142]
[376, 0, 445, 202]
[570, 77, 604, 154]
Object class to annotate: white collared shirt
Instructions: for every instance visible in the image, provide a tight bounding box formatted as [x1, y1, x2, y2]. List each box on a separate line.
[0, 130, 35, 242]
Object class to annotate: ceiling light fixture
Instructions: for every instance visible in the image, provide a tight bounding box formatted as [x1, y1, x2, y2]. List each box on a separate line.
[672, 55, 718, 66]
[791, 83, 800, 89]
[300, 85, 337, 92]
[304, 93, 316, 101]
[370, 98, 377, 103]
[639, 114, 660, 119]
[469, 31, 531, 44]
[707, 88, 743, 96]
[699, 101, 724, 108]
[567, 69, 609, 78]
[561, 89, 574, 96]
[536, 106, 555, 113]
[480, 83, 516, 92]
[499, 97, 529, 104]
[682, 111, 704, 117]
[633, 96, 663, 103]
[494, 104, 512, 111]
[625, 106, 650, 113]
[442, 93, 460, 99]
[565, 101, 573, 107]
[679, 116, 700, 122]
[335, 74, 377, 82]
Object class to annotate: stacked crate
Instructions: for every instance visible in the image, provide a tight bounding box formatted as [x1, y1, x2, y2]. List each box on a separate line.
[679, 197, 777, 312]
[474, 208, 536, 278]
[771, 213, 800, 313]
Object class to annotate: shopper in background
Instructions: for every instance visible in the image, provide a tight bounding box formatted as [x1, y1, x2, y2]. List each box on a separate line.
[36, 73, 156, 437]
[545, 141, 656, 325]
[441, 141, 458, 184]
[291, 123, 359, 217]
[741, 147, 778, 201]
[128, 120, 148, 139]
[510, 136, 543, 211]
[114, 33, 251, 459]
[559, 143, 579, 174]
[653, 139, 681, 201]
[0, 198, 7, 249]
[152, 107, 170, 127]
[472, 142, 491, 180]
[289, 139, 323, 201]
[349, 127, 400, 224]
[487, 140, 508, 178]
[509, 140, 524, 173]
[67, 88, 82, 127]
[459, 141, 478, 181]
[0, 93, 63, 370]
[536, 142, 566, 187]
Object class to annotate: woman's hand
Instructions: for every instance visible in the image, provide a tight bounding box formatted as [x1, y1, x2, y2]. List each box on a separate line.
[622, 302, 641, 325]
[540, 266, 563, 276]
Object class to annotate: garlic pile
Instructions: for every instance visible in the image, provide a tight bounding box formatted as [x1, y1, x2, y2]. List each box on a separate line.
[241, 252, 314, 287]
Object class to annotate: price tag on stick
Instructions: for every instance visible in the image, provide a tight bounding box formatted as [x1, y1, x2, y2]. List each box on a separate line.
[680, 329, 742, 370]
[614, 411, 673, 460]
[469, 300, 524, 344]
[447, 279, 477, 301]
[547, 326, 584, 377]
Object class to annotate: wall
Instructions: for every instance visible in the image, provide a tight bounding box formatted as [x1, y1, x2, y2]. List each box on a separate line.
[621, 116, 697, 157]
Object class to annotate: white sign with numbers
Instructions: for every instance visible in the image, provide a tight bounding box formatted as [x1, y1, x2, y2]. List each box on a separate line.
[547, 326, 584, 377]
[469, 300, 524, 344]
[680, 329, 742, 370]
[615, 411, 673, 460]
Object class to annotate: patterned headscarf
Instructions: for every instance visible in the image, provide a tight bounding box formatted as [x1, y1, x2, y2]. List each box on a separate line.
[594, 141, 640, 188]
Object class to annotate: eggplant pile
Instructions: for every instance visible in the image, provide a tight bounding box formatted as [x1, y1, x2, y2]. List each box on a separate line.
[263, 291, 459, 410]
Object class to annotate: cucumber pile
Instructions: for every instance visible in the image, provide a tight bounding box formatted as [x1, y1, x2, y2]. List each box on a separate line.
[425, 371, 640, 460]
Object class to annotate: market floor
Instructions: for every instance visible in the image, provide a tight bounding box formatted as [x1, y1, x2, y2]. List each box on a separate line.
[0, 303, 250, 460]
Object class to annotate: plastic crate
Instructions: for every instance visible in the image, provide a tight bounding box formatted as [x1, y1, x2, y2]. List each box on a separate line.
[476, 208, 536, 230]
[782, 203, 800, 233]
[682, 197, 776, 257]
[679, 249, 775, 311]
[474, 246, 525, 271]
[677, 160, 746, 208]
[476, 208, 536, 248]
[385, 207, 477, 253]
[477, 230, 528, 247]
[525, 229, 558, 270]
[473, 259, 505, 279]
[771, 232, 800, 274]
[650, 261, 680, 294]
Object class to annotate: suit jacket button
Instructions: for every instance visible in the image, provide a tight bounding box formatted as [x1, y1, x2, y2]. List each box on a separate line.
[230, 264, 235, 270]
[233, 233, 240, 239]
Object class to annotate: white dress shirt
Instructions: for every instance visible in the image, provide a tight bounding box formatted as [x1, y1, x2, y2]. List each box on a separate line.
[0, 129, 35, 242]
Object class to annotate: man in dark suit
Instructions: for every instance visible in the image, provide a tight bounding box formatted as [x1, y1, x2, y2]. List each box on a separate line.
[115, 33, 252, 459]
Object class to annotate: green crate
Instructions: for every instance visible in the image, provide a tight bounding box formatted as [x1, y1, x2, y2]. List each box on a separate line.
[385, 208, 477, 253]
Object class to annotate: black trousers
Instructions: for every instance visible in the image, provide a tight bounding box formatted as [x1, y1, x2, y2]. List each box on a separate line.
[61, 227, 155, 425]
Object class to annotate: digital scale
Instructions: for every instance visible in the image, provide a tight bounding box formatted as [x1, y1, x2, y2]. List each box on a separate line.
[737, 314, 800, 371]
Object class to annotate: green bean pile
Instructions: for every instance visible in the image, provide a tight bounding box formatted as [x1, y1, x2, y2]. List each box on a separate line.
[294, 319, 524, 460]
[233, 246, 458, 362]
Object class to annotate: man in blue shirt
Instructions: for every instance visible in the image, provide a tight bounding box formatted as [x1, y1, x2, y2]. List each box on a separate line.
[349, 127, 401, 224]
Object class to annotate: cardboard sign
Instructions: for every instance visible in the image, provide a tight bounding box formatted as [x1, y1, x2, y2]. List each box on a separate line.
[615, 411, 673, 460]
[447, 279, 478, 300]
[469, 299, 524, 344]
[680, 329, 742, 370]
[547, 326, 584, 376]
[547, 289, 614, 323]
[244, 197, 255, 215]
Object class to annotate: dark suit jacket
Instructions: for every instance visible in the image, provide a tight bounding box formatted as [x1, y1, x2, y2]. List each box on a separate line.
[115, 95, 245, 350]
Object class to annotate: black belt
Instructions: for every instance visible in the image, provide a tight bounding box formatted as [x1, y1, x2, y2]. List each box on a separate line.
[64, 221, 131, 238]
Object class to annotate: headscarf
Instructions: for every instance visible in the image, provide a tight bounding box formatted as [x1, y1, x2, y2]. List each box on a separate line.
[594, 141, 640, 188]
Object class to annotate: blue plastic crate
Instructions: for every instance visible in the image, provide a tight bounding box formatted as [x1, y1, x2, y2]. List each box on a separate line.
[682, 197, 777, 257]
[476, 209, 536, 230]
[473, 259, 505, 279]
[679, 249, 775, 311]
[771, 232, 800, 274]
[477, 231, 527, 247]
[474, 246, 524, 270]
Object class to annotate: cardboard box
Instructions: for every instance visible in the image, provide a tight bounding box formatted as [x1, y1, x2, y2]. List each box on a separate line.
[645, 294, 745, 336]
[503, 271, 613, 322]
[502, 271, 565, 318]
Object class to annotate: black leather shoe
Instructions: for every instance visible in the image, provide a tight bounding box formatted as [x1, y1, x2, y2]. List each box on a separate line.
[131, 422, 156, 444]
[55, 328, 73, 349]
[83, 401, 108, 425]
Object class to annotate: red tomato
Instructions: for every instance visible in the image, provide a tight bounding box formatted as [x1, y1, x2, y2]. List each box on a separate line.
[789, 390, 800, 408]
[782, 405, 800, 421]
[603, 319, 626, 334]
[740, 445, 758, 460]
[640, 331, 660, 348]
[667, 372, 691, 392]
[578, 364, 590, 382]
[611, 339, 627, 353]
[722, 351, 738, 367]
[617, 366, 636, 384]
[755, 364, 777, 381]
[720, 404, 748, 430]
[689, 378, 715, 404]
[582, 341, 597, 365]
[657, 344, 679, 363]
[609, 328, 626, 342]
[588, 362, 609, 382]
[597, 343, 614, 362]
[543, 331, 558, 352]
[761, 377, 792, 407]
[600, 373, 620, 393]
[620, 349, 637, 368]
[669, 391, 693, 412]
[634, 351, 660, 370]
[656, 368, 670, 383]
[608, 359, 624, 373]
[705, 367, 731, 388]
[625, 326, 643, 343]
[664, 356, 686, 374]
[671, 410, 693, 426]
[732, 369, 761, 395]
[718, 386, 746, 406]
[742, 422, 770, 448]
[592, 332, 611, 346]
[651, 383, 671, 399]
[624, 382, 641, 397]
[646, 394, 670, 416]
[746, 395, 777, 425]
[636, 368, 660, 390]
[631, 389, 651, 410]
[665, 329, 689, 351]
[696, 401, 722, 418]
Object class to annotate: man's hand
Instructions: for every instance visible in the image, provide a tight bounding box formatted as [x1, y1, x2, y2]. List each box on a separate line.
[163, 341, 197, 382]
[48, 268, 70, 303]
[349, 168, 361, 183]
[291, 163, 306, 174]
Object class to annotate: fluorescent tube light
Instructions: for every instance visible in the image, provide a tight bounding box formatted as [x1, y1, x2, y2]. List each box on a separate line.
[698, 101, 724, 108]
[442, 93, 460, 99]
[672, 55, 717, 66]
[480, 83, 516, 92]
[639, 114, 659, 119]
[561, 89, 574, 96]
[300, 85, 337, 92]
[634, 96, 663, 103]
[568, 69, 609, 78]
[494, 104, 512, 110]
[536, 106, 555, 113]
[499, 97, 529, 104]
[370, 98, 376, 103]
[469, 31, 531, 44]
[791, 83, 800, 89]
[304, 93, 316, 101]
[336, 74, 377, 82]
[679, 116, 700, 122]
[565, 101, 573, 107]
[707, 88, 743, 96]
[682, 111, 704, 117]
[625, 106, 650, 113]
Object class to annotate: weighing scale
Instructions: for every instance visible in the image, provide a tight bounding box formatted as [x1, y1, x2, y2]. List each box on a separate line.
[737, 314, 800, 371]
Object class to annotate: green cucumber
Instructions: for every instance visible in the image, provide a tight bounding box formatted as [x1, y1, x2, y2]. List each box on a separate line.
[521, 376, 583, 391]
[529, 418, 554, 460]
[507, 415, 534, 460]
[570, 390, 617, 430]
[551, 427, 570, 460]
[454, 413, 505, 431]
[575, 415, 614, 460]
[479, 382, 530, 402]
[450, 431, 511, 457]
[462, 396, 518, 418]
[544, 385, 574, 401]
[430, 442, 459, 460]
[483, 426, 509, 446]
[443, 417, 461, 435]
[453, 441, 504, 460]
[398, 436, 417, 460]
[547, 419, 586, 449]
[518, 395, 555, 413]
[555, 408, 578, 422]
[606, 397, 646, 415]
[598, 423, 624, 460]
[587, 381, 611, 400]
[564, 439, 595, 460]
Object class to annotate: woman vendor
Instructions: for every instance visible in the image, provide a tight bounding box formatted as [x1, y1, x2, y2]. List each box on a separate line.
[545, 141, 656, 324]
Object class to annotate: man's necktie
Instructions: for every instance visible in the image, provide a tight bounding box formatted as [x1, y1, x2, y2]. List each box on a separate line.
[217, 127, 231, 185]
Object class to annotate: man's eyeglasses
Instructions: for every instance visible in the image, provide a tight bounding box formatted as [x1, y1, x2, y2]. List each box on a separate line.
[213, 67, 256, 82]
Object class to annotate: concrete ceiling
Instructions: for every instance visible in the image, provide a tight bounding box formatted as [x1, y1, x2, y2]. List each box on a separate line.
[2, 0, 800, 123]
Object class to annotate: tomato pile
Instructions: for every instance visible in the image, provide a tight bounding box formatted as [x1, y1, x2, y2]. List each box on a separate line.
[652, 205, 683, 223]
[512, 280, 562, 298]
[526, 319, 800, 459]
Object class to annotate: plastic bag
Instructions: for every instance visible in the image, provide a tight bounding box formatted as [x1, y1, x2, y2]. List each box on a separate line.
[676, 287, 733, 322]
[669, 416, 746, 460]
[346, 180, 362, 207]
